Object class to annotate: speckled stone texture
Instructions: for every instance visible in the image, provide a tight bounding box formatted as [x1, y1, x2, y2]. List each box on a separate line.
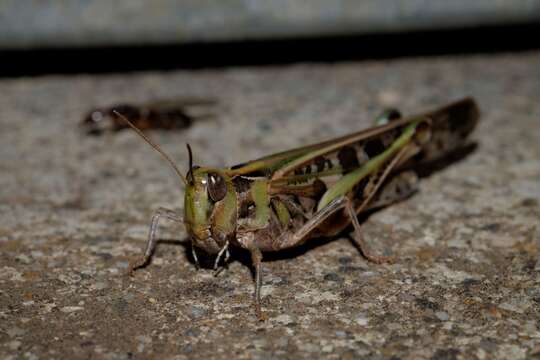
[1, 52, 539, 359]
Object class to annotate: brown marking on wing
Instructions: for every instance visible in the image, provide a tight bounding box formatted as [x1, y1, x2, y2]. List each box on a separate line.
[337, 146, 360, 173]
[269, 179, 327, 198]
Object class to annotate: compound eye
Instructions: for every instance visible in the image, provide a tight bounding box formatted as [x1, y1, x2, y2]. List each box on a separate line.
[207, 172, 227, 201]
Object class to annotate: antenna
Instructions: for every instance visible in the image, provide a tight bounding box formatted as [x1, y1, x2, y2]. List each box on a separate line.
[113, 110, 187, 186]
[187, 143, 194, 174]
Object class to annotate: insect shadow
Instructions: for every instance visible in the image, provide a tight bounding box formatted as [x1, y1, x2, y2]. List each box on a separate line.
[141, 236, 337, 270]
[409, 142, 478, 178]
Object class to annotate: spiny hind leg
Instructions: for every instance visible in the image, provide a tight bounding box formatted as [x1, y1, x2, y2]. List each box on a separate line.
[276, 195, 395, 265]
[353, 170, 419, 262]
[344, 145, 419, 263]
[128, 207, 183, 275]
[345, 200, 396, 264]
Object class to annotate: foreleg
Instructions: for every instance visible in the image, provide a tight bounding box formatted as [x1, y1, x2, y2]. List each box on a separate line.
[128, 207, 184, 274]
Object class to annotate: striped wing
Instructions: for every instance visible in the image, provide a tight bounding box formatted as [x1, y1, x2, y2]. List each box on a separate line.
[225, 113, 418, 178]
[226, 98, 479, 186]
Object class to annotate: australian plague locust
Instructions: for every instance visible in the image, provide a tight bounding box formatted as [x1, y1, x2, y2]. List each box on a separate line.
[119, 97, 480, 320]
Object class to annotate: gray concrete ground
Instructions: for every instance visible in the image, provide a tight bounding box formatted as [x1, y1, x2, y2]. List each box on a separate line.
[0, 51, 539, 359]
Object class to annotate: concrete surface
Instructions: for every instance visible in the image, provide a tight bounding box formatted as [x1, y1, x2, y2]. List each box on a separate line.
[0, 51, 539, 359]
[2, 0, 540, 49]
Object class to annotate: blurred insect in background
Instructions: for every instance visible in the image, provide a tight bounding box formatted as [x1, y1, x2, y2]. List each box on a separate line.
[82, 97, 218, 135]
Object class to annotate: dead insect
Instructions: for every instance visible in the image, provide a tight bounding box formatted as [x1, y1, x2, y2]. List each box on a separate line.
[120, 97, 479, 320]
[82, 98, 217, 135]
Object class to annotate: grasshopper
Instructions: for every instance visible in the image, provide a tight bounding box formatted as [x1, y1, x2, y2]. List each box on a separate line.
[120, 97, 479, 319]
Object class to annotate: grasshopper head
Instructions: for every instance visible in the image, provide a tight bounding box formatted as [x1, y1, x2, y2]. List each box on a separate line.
[183, 167, 227, 254]
[183, 144, 236, 255]
[114, 112, 235, 255]
[82, 108, 111, 134]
